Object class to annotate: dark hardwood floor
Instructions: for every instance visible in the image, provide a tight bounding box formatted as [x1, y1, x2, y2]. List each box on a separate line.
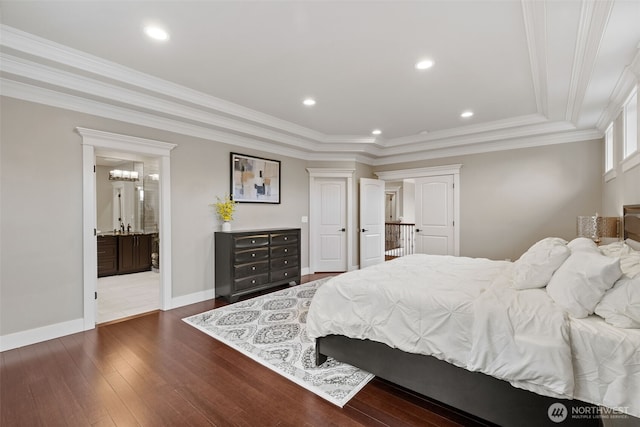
[1, 273, 489, 426]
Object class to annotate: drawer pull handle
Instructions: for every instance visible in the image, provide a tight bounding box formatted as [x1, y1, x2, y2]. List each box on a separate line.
[251, 240, 256, 244]
[284, 272, 288, 276]
[252, 279, 256, 284]
[284, 249, 288, 253]
[284, 260, 288, 264]
[284, 237, 288, 240]
[252, 253, 256, 257]
[252, 266, 256, 270]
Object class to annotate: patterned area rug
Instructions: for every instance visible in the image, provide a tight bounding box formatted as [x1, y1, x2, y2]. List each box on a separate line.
[182, 278, 374, 407]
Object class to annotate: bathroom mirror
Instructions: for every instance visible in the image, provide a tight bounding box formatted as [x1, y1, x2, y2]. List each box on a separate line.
[96, 159, 145, 234]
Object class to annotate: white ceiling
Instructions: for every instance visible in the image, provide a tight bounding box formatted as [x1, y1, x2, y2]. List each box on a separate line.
[1, 1, 639, 164]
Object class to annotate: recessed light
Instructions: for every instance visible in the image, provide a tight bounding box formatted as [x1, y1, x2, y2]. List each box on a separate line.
[415, 59, 434, 70]
[372, 129, 382, 135]
[144, 26, 169, 41]
[303, 98, 316, 106]
[460, 111, 474, 118]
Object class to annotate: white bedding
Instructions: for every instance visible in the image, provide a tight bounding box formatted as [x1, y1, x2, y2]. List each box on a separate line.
[306, 253, 640, 417]
[571, 316, 640, 417]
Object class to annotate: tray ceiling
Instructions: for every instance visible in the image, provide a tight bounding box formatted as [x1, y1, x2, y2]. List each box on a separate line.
[1, 1, 639, 164]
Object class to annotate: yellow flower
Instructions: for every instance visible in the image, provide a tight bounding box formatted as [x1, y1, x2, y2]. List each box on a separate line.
[212, 194, 237, 222]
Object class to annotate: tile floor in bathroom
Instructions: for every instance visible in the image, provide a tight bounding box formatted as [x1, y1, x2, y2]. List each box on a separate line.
[97, 270, 160, 324]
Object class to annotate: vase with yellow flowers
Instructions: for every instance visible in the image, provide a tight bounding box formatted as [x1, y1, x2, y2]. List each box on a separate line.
[213, 194, 237, 231]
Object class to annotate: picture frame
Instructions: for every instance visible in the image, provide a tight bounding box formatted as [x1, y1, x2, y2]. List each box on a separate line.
[230, 152, 281, 204]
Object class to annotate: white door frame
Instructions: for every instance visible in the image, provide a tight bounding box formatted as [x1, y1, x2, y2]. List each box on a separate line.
[78, 127, 176, 330]
[375, 165, 461, 256]
[307, 168, 355, 273]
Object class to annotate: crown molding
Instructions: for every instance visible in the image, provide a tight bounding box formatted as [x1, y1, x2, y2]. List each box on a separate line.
[0, 24, 329, 143]
[385, 114, 548, 147]
[375, 164, 462, 181]
[0, 23, 609, 167]
[0, 78, 318, 161]
[371, 128, 602, 166]
[0, 52, 324, 152]
[2, 77, 602, 167]
[596, 47, 640, 131]
[521, 0, 548, 116]
[565, 0, 614, 124]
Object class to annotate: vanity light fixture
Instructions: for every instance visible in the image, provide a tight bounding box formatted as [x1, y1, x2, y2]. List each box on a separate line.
[460, 110, 474, 118]
[144, 25, 169, 41]
[372, 129, 382, 135]
[415, 59, 434, 70]
[303, 98, 316, 106]
[109, 169, 139, 181]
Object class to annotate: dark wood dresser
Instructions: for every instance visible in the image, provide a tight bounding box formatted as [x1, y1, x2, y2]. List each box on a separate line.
[215, 228, 301, 302]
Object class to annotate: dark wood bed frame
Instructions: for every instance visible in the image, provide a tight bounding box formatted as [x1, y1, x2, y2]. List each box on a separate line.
[315, 205, 640, 426]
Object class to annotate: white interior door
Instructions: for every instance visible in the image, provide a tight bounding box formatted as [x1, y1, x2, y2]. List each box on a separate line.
[314, 178, 348, 271]
[415, 175, 455, 255]
[359, 178, 385, 268]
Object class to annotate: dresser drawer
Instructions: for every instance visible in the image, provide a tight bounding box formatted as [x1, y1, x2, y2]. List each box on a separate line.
[234, 235, 269, 248]
[235, 261, 269, 278]
[235, 247, 269, 263]
[235, 273, 269, 291]
[271, 267, 299, 282]
[270, 232, 298, 246]
[270, 244, 297, 258]
[270, 256, 298, 270]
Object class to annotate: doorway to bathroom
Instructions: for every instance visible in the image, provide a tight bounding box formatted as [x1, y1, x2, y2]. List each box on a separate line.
[79, 127, 175, 330]
[95, 155, 160, 324]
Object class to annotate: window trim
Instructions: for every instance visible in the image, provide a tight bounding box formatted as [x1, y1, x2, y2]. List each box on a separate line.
[623, 86, 638, 160]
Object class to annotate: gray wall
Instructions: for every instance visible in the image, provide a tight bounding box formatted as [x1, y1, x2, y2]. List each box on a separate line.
[374, 140, 604, 261]
[0, 97, 310, 336]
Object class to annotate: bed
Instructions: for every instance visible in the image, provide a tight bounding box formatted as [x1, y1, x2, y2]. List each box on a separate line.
[308, 205, 640, 427]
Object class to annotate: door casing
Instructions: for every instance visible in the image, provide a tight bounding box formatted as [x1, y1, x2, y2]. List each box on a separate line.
[79, 127, 176, 330]
[375, 165, 461, 256]
[307, 168, 354, 273]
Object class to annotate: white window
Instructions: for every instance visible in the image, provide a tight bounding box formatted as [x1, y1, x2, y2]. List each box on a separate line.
[624, 87, 638, 159]
[605, 123, 614, 172]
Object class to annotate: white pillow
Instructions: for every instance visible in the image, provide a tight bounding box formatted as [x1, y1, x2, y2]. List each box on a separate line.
[547, 251, 622, 318]
[568, 237, 598, 253]
[595, 276, 640, 328]
[626, 238, 640, 251]
[512, 237, 570, 290]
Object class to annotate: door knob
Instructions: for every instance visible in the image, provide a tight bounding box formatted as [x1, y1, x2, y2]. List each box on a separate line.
[339, 228, 346, 232]
[416, 229, 421, 232]
[361, 228, 368, 232]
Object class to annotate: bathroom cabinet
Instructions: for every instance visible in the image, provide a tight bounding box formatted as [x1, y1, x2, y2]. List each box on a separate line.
[118, 234, 152, 274]
[97, 235, 118, 277]
[97, 233, 152, 277]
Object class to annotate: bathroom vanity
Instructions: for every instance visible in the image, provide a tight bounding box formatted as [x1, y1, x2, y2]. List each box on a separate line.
[97, 233, 154, 277]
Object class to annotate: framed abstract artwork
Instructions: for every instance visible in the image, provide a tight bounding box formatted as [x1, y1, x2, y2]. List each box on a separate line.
[230, 152, 281, 204]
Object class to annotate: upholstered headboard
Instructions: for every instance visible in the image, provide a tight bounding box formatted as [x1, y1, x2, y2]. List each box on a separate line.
[623, 204, 640, 241]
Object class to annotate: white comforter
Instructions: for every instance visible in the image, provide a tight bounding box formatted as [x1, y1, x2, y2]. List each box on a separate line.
[306, 254, 575, 398]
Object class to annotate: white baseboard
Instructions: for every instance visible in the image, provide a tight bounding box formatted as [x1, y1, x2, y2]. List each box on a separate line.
[171, 288, 215, 309]
[301, 267, 310, 276]
[0, 318, 85, 352]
